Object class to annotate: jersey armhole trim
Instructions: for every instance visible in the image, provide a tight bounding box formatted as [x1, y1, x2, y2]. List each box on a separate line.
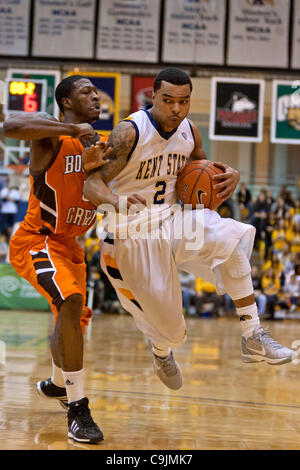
[30, 139, 64, 177]
[122, 119, 139, 162]
[187, 120, 196, 145]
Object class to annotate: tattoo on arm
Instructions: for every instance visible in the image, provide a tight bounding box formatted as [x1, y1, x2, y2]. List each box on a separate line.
[96, 121, 136, 183]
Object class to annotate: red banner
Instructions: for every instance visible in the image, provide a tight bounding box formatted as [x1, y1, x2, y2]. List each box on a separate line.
[131, 76, 154, 113]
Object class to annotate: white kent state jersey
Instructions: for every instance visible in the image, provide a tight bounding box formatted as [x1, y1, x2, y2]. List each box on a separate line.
[106, 106, 195, 235]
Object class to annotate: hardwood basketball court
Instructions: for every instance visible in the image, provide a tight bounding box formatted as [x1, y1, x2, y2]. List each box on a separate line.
[0, 310, 300, 450]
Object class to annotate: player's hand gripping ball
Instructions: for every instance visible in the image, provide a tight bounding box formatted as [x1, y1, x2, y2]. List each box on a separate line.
[176, 160, 225, 210]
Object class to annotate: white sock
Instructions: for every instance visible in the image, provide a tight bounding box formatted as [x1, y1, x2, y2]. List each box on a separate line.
[51, 359, 65, 388]
[152, 344, 171, 358]
[62, 369, 84, 404]
[236, 303, 260, 339]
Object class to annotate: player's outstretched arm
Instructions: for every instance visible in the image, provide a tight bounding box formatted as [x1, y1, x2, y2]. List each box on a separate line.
[3, 112, 95, 141]
[83, 120, 145, 209]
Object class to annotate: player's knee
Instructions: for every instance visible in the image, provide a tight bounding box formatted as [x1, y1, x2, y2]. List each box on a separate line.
[58, 294, 83, 321]
[220, 246, 253, 300]
[221, 246, 251, 279]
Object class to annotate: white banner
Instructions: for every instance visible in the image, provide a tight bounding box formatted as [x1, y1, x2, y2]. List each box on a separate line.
[0, 0, 30, 56]
[227, 0, 290, 68]
[96, 0, 160, 62]
[162, 0, 225, 65]
[292, 0, 300, 69]
[32, 0, 96, 58]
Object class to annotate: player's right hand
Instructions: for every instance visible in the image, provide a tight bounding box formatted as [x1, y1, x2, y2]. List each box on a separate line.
[72, 123, 96, 139]
[82, 142, 111, 173]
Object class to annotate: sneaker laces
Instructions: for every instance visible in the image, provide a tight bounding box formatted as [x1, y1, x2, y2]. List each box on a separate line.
[252, 327, 285, 350]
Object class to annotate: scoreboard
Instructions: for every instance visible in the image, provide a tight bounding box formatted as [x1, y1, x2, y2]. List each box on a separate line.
[4, 78, 47, 114]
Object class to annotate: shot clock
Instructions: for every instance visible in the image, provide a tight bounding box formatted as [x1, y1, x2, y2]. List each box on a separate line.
[4, 78, 47, 114]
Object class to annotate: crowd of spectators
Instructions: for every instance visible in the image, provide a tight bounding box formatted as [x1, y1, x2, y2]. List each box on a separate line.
[0, 175, 299, 319]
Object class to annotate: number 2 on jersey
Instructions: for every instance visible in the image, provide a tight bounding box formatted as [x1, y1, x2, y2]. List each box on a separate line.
[153, 180, 167, 205]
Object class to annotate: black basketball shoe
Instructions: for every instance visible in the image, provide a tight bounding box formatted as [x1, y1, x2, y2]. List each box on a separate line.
[67, 397, 104, 444]
[36, 378, 68, 410]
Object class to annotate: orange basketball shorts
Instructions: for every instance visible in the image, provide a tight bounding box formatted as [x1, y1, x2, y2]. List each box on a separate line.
[9, 227, 92, 332]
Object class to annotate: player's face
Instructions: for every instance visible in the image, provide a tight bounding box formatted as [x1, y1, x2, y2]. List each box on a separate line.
[152, 81, 191, 131]
[69, 79, 101, 123]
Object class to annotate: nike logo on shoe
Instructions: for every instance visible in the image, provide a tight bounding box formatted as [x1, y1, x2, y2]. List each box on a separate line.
[247, 345, 266, 355]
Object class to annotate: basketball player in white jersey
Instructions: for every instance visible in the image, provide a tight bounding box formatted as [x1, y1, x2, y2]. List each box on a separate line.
[83, 68, 295, 390]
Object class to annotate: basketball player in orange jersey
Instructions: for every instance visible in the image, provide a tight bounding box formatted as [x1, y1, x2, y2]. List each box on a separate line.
[3, 75, 111, 444]
[82, 68, 295, 391]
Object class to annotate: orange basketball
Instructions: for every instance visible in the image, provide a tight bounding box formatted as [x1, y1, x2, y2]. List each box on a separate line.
[176, 160, 225, 210]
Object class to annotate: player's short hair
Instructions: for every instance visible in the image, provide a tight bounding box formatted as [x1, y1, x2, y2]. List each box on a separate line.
[154, 68, 193, 93]
[55, 75, 85, 114]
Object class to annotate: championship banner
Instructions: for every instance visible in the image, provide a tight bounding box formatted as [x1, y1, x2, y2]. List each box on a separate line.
[162, 0, 225, 65]
[271, 81, 300, 144]
[0, 0, 30, 56]
[227, 0, 290, 68]
[292, 0, 300, 69]
[131, 76, 154, 113]
[209, 77, 265, 142]
[67, 72, 120, 135]
[32, 0, 96, 58]
[96, 0, 160, 62]
[0, 264, 49, 311]
[8, 69, 61, 119]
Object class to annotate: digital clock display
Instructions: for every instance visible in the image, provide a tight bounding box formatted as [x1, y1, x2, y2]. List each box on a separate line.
[4, 78, 47, 114]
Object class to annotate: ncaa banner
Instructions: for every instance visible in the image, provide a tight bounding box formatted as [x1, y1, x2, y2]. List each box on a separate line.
[292, 0, 300, 69]
[227, 0, 290, 68]
[0, 0, 30, 56]
[209, 77, 265, 142]
[96, 0, 160, 62]
[67, 71, 120, 135]
[32, 0, 96, 58]
[131, 76, 154, 113]
[162, 0, 226, 65]
[271, 81, 300, 144]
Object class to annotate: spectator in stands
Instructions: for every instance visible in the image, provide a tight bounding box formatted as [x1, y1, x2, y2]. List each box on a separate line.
[279, 185, 295, 208]
[195, 277, 222, 317]
[237, 182, 252, 221]
[279, 244, 295, 279]
[252, 190, 270, 249]
[263, 251, 284, 285]
[0, 183, 20, 237]
[0, 234, 8, 263]
[291, 198, 300, 225]
[283, 271, 300, 313]
[286, 221, 300, 254]
[271, 219, 289, 252]
[270, 196, 290, 227]
[262, 267, 281, 319]
[179, 271, 196, 315]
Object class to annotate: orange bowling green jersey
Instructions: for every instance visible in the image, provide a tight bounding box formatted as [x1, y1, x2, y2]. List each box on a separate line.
[21, 134, 105, 237]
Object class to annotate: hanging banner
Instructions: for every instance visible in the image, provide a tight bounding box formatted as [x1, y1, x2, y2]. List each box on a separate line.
[8, 69, 61, 119]
[209, 77, 265, 142]
[0, 264, 49, 311]
[96, 0, 160, 62]
[67, 71, 120, 135]
[0, 0, 30, 56]
[292, 0, 300, 69]
[131, 76, 154, 113]
[162, 0, 225, 65]
[271, 81, 300, 144]
[227, 0, 290, 68]
[32, 0, 96, 58]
